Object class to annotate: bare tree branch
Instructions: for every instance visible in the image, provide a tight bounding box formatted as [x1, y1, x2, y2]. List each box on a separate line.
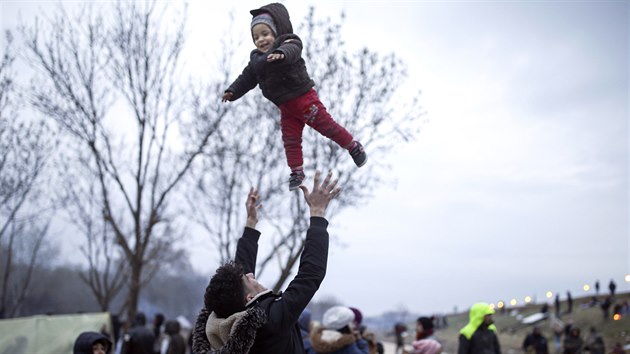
[0, 30, 56, 319]
[22, 0, 224, 321]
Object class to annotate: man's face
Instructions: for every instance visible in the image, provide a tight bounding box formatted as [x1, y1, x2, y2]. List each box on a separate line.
[483, 314, 494, 325]
[242, 273, 268, 302]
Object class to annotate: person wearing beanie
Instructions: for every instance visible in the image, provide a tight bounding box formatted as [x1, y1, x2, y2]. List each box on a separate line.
[415, 316, 438, 341]
[458, 303, 502, 354]
[250, 12, 277, 37]
[349, 306, 384, 354]
[311, 306, 369, 354]
[192, 172, 341, 354]
[73, 331, 112, 354]
[221, 3, 368, 191]
[349, 307, 363, 328]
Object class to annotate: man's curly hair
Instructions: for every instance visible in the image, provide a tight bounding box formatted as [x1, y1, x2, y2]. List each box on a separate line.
[204, 261, 246, 318]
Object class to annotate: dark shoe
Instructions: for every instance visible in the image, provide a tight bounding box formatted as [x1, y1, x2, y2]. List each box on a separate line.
[288, 170, 306, 191]
[349, 141, 367, 167]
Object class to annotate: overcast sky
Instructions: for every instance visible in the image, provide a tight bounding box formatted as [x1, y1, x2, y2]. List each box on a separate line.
[2, 0, 628, 317]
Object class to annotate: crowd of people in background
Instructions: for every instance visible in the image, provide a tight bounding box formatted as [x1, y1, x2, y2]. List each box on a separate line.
[70, 277, 627, 354]
[531, 318, 615, 354]
[73, 312, 192, 354]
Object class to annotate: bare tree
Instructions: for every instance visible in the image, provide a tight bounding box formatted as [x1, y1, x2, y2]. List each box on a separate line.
[64, 176, 128, 312]
[0, 30, 56, 318]
[190, 8, 425, 291]
[22, 1, 227, 321]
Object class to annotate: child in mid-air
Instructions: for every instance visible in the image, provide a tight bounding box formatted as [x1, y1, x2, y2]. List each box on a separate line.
[222, 3, 367, 191]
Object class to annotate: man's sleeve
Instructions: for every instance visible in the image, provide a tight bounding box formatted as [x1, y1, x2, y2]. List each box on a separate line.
[235, 227, 261, 274]
[269, 217, 329, 329]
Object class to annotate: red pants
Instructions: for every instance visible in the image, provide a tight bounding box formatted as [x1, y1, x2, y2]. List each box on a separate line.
[279, 89, 353, 169]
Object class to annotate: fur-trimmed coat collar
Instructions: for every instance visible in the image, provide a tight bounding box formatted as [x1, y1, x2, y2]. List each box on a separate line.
[310, 327, 361, 354]
[192, 307, 267, 354]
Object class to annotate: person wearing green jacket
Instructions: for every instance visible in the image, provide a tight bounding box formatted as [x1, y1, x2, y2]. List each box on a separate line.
[458, 303, 501, 354]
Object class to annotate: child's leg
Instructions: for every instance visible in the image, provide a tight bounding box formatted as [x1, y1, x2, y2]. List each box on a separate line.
[299, 89, 367, 166]
[298, 90, 354, 149]
[280, 89, 367, 170]
[279, 105, 306, 170]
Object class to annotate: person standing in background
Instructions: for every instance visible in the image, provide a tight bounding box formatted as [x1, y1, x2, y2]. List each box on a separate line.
[458, 303, 501, 354]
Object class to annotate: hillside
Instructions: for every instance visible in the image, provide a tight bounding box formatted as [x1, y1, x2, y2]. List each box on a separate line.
[380, 291, 629, 354]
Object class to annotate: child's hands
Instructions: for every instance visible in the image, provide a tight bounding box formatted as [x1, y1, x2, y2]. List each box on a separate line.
[267, 53, 285, 62]
[222, 91, 234, 102]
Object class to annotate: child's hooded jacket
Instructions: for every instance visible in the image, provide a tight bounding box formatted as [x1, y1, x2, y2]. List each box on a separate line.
[225, 3, 315, 106]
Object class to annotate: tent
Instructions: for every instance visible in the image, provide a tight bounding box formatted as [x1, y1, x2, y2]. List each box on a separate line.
[0, 312, 112, 354]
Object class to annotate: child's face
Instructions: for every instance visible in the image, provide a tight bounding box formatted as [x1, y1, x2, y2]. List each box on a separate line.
[252, 24, 276, 53]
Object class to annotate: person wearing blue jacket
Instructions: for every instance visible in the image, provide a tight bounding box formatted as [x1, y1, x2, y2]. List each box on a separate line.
[310, 306, 369, 354]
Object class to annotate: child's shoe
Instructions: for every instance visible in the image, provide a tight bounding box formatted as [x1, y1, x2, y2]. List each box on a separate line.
[349, 141, 367, 167]
[288, 170, 306, 191]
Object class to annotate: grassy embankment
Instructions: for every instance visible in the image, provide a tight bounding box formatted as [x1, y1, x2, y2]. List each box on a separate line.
[385, 292, 629, 354]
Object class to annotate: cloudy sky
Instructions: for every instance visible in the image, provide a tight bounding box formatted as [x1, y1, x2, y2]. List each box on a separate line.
[2, 0, 628, 317]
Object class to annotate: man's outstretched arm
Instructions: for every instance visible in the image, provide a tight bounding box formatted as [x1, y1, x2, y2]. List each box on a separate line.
[235, 187, 262, 274]
[274, 171, 341, 328]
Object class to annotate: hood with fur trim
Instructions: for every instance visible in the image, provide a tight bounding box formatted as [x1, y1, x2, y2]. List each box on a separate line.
[250, 3, 293, 36]
[310, 326, 359, 354]
[192, 306, 267, 354]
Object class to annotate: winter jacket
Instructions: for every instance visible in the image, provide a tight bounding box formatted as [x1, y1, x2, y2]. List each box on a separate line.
[239, 217, 329, 354]
[121, 325, 155, 354]
[73, 331, 112, 354]
[192, 217, 329, 354]
[458, 303, 501, 354]
[225, 3, 315, 106]
[523, 333, 549, 354]
[165, 334, 186, 354]
[310, 327, 370, 354]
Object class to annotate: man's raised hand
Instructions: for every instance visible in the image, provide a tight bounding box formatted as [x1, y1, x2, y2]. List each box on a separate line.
[245, 187, 261, 228]
[299, 171, 340, 217]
